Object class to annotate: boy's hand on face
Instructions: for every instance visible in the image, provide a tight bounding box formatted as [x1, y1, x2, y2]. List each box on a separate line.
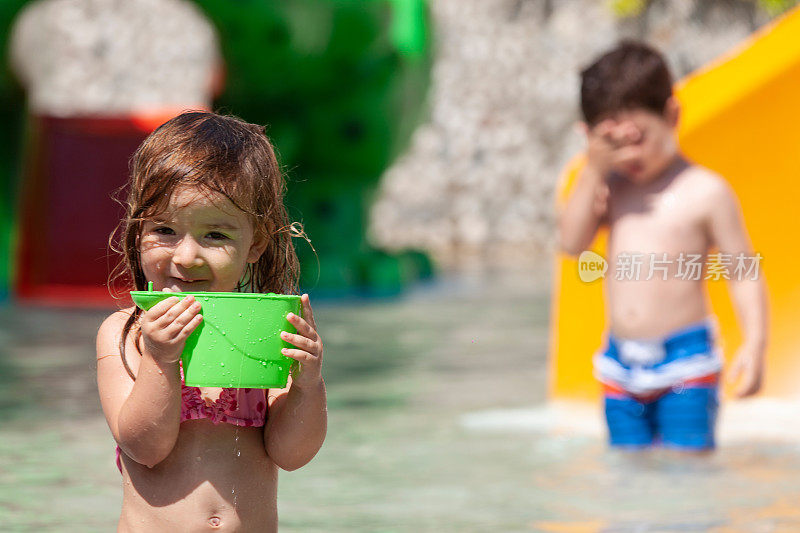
[584, 120, 617, 177]
[728, 343, 764, 398]
[584, 119, 644, 177]
[582, 120, 621, 217]
[280, 294, 324, 390]
[140, 292, 203, 364]
[609, 120, 643, 147]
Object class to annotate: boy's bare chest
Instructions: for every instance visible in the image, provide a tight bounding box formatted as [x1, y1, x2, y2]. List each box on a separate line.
[608, 188, 709, 254]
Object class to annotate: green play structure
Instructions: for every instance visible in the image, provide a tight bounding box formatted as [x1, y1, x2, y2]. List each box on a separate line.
[0, 1, 26, 303]
[0, 0, 433, 302]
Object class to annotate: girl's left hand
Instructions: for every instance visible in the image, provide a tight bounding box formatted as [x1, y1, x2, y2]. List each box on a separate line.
[280, 294, 324, 389]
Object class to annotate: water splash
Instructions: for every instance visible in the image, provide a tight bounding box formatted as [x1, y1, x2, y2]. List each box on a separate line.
[231, 321, 248, 514]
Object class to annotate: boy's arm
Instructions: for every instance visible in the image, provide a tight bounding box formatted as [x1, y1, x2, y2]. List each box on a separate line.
[558, 122, 615, 256]
[706, 177, 768, 397]
[558, 164, 609, 256]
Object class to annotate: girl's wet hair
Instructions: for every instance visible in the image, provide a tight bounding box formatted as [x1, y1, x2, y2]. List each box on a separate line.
[109, 111, 302, 379]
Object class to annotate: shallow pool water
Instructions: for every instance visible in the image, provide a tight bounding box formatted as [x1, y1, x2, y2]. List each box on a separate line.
[1, 278, 799, 532]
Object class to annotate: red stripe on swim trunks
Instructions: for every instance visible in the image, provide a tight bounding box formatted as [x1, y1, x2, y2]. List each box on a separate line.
[603, 373, 720, 401]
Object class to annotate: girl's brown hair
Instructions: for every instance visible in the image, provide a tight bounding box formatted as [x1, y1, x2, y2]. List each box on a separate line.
[109, 111, 301, 380]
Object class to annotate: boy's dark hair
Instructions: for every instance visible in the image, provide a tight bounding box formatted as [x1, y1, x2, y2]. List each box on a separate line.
[580, 40, 674, 126]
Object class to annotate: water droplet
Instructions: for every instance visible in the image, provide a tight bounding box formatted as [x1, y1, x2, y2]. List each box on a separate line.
[221, 331, 226, 336]
[203, 297, 209, 301]
[237, 451, 241, 457]
[220, 362, 225, 367]
[238, 313, 243, 317]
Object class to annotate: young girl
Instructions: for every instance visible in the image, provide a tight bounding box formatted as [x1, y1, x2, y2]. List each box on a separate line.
[96, 111, 327, 532]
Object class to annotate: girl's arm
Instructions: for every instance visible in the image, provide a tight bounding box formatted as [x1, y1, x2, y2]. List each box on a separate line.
[264, 295, 327, 471]
[96, 296, 202, 467]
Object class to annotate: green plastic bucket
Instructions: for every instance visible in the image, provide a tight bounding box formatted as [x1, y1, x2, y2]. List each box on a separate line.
[130, 287, 302, 388]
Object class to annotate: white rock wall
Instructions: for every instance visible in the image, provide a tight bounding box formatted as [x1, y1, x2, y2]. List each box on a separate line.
[9, 0, 220, 116]
[370, 0, 774, 272]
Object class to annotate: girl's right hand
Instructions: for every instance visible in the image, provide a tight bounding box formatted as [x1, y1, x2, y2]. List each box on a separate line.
[140, 294, 203, 364]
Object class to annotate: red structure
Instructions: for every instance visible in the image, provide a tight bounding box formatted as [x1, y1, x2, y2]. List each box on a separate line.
[16, 113, 181, 306]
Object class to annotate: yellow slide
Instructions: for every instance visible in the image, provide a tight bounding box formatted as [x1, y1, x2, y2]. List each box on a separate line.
[550, 7, 800, 401]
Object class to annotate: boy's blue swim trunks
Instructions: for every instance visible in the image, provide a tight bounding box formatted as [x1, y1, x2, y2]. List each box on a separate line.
[594, 319, 722, 450]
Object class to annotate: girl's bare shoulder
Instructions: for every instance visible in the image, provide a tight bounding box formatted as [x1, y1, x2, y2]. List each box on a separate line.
[96, 306, 137, 355]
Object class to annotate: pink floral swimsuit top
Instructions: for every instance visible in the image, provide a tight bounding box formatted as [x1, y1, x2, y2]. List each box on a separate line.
[115, 361, 267, 473]
[179, 385, 267, 425]
[177, 360, 268, 427]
